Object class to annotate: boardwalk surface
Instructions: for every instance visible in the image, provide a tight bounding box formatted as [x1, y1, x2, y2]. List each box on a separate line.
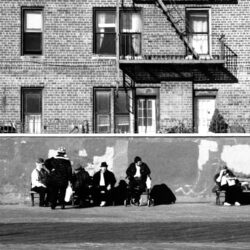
[0, 203, 250, 249]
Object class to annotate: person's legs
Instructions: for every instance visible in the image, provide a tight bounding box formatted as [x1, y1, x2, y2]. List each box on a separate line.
[99, 186, 107, 206]
[230, 185, 242, 205]
[49, 185, 59, 209]
[58, 185, 67, 209]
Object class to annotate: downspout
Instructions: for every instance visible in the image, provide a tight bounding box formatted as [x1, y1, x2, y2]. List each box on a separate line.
[115, 0, 120, 96]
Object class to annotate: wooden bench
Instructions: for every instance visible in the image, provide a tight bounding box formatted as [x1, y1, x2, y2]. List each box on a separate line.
[30, 190, 40, 206]
[216, 189, 250, 205]
[215, 190, 226, 205]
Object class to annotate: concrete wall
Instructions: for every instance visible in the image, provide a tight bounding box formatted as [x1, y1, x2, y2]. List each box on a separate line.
[1, 135, 250, 204]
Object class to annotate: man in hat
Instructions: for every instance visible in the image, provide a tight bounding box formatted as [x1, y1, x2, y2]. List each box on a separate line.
[72, 163, 91, 207]
[93, 162, 116, 207]
[126, 156, 151, 205]
[31, 158, 50, 207]
[45, 146, 73, 209]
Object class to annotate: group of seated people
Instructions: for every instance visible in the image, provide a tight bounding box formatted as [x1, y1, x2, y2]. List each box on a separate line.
[31, 151, 151, 209]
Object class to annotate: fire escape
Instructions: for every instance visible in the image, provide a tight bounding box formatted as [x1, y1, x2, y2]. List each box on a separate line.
[119, 0, 238, 89]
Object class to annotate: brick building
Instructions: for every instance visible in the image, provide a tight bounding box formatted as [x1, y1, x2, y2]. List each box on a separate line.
[0, 0, 249, 134]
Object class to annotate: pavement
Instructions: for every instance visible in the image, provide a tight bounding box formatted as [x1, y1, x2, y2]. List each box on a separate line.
[0, 202, 250, 250]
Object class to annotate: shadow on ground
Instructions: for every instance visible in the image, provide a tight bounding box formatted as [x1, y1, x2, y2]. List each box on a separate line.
[0, 221, 250, 244]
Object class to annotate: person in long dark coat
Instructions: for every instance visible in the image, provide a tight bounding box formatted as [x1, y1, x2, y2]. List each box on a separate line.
[72, 163, 91, 207]
[93, 162, 116, 207]
[45, 147, 72, 210]
[126, 156, 151, 205]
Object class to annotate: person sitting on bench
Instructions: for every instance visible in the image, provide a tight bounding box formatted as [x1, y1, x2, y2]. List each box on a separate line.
[93, 162, 116, 207]
[31, 158, 49, 207]
[126, 156, 151, 205]
[216, 165, 242, 206]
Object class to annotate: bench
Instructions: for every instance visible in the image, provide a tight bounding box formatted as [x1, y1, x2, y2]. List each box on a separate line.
[30, 190, 40, 206]
[215, 189, 250, 205]
[30, 190, 76, 207]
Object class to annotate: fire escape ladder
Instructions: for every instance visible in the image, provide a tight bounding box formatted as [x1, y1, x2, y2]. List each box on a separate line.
[154, 0, 199, 60]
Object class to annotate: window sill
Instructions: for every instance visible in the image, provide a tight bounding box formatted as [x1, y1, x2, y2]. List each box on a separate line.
[21, 55, 45, 61]
[92, 55, 116, 60]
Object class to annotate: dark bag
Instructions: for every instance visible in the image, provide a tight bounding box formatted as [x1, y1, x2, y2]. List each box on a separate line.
[150, 183, 176, 205]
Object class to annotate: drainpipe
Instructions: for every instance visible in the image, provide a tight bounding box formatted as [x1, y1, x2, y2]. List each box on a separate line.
[115, 0, 120, 96]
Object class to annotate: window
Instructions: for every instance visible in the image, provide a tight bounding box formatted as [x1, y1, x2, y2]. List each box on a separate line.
[93, 8, 142, 56]
[94, 90, 111, 133]
[21, 88, 42, 133]
[120, 11, 142, 57]
[186, 9, 210, 55]
[94, 89, 130, 133]
[22, 8, 43, 55]
[114, 91, 130, 133]
[94, 9, 116, 55]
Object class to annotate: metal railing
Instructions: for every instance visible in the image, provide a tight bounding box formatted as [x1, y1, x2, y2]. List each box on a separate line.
[220, 39, 238, 78]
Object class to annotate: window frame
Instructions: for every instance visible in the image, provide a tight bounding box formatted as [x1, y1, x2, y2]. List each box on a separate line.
[21, 87, 43, 134]
[114, 89, 130, 133]
[93, 88, 112, 133]
[93, 7, 142, 57]
[186, 8, 211, 56]
[21, 7, 44, 55]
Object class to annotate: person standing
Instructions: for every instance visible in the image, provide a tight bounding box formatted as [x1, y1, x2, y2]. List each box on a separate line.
[93, 162, 116, 207]
[45, 147, 72, 210]
[31, 158, 49, 207]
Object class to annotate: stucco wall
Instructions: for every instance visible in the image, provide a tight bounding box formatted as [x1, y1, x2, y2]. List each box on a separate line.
[0, 135, 250, 204]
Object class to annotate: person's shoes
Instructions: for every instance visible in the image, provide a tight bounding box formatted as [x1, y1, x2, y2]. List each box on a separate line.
[61, 205, 65, 209]
[131, 198, 139, 206]
[235, 202, 241, 206]
[100, 201, 106, 207]
[51, 206, 55, 210]
[224, 202, 231, 206]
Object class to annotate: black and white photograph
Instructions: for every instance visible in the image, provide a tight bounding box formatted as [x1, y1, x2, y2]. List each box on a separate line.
[1, 0, 250, 249]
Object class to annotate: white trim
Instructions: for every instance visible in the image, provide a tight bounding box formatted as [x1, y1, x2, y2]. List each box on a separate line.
[0, 133, 249, 138]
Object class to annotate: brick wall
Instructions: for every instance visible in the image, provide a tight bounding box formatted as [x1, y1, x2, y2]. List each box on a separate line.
[0, 0, 250, 133]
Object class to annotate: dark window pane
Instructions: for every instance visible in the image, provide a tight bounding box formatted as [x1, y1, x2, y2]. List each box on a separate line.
[115, 91, 129, 114]
[96, 91, 110, 113]
[95, 33, 116, 54]
[24, 93, 42, 113]
[23, 33, 42, 54]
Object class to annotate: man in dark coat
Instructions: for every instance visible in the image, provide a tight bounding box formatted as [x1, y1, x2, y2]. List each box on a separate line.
[126, 156, 151, 205]
[93, 162, 116, 207]
[72, 163, 91, 207]
[45, 147, 72, 210]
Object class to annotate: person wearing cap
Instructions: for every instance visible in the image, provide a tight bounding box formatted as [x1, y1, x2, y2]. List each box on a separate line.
[93, 162, 116, 207]
[72, 163, 91, 207]
[44, 146, 73, 210]
[31, 158, 50, 207]
[126, 156, 151, 205]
